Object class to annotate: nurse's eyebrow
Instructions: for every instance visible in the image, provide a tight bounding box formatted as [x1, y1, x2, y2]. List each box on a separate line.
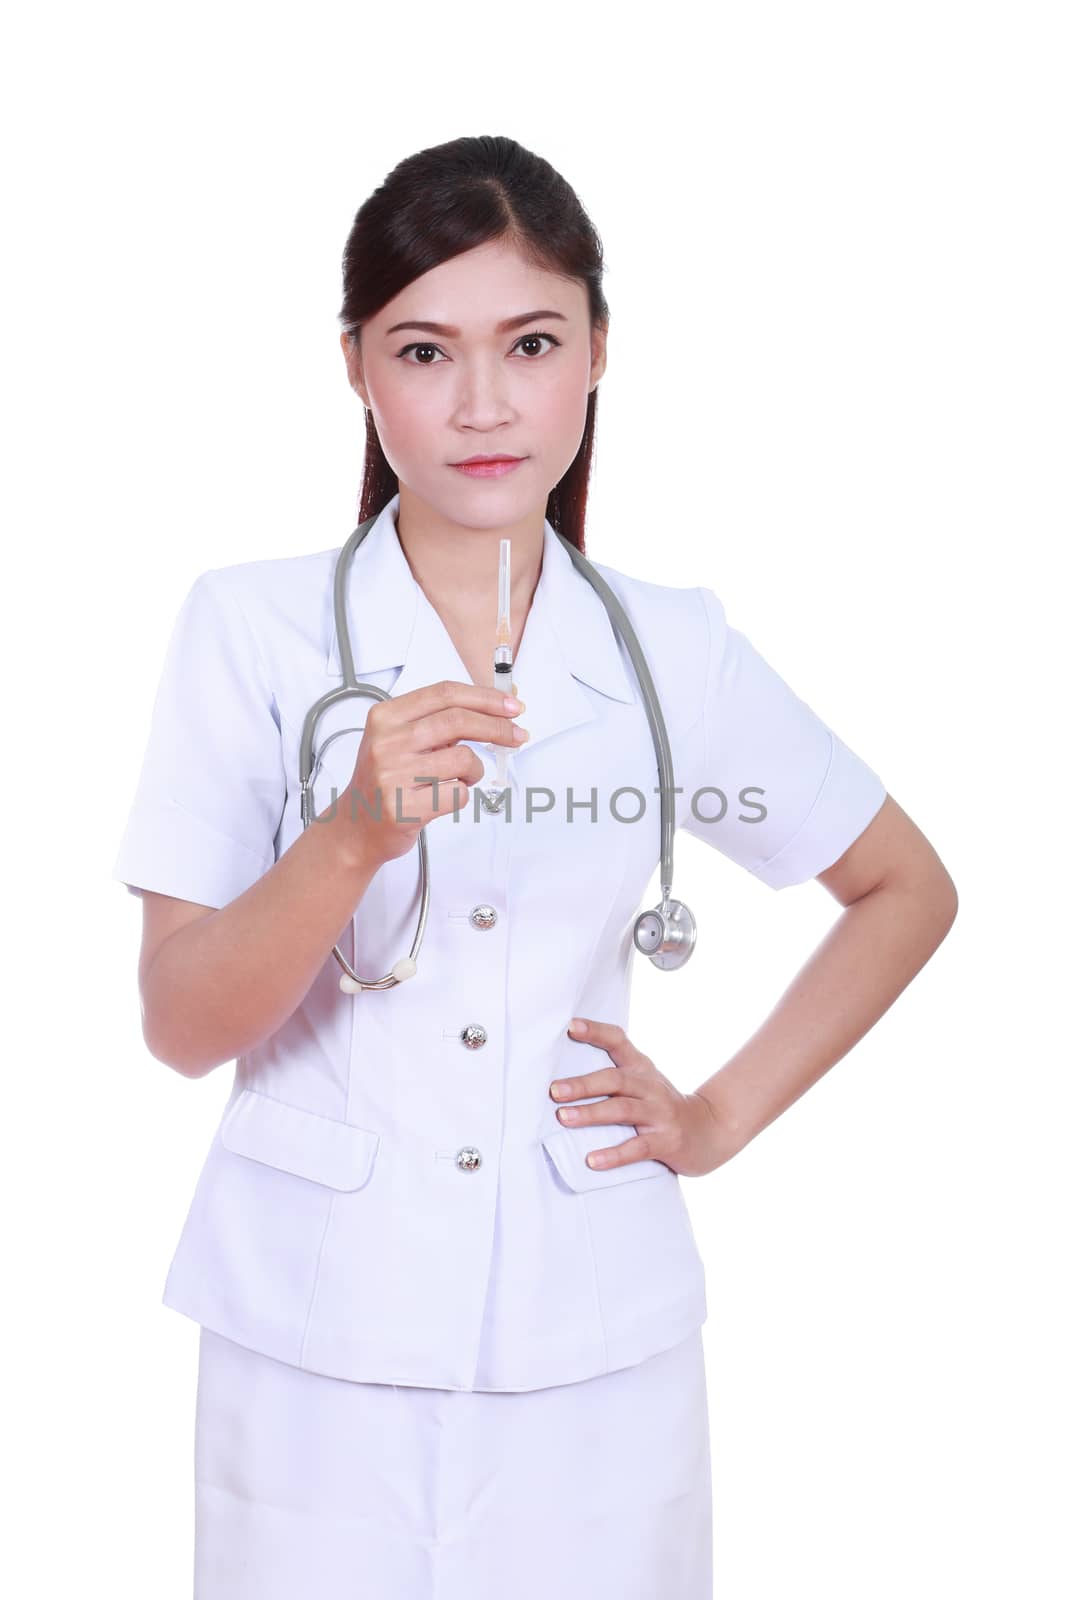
[384, 310, 569, 337]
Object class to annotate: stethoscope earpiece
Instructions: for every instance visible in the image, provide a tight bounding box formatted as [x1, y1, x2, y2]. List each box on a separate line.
[338, 954, 417, 996]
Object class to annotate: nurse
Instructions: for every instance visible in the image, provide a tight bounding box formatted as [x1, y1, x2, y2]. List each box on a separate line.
[113, 134, 958, 1598]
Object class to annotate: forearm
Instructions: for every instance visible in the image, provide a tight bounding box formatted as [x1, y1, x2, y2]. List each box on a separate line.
[142, 805, 382, 1077]
[695, 874, 958, 1155]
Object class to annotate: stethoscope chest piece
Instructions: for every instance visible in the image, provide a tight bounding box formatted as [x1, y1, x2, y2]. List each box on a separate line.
[633, 897, 698, 971]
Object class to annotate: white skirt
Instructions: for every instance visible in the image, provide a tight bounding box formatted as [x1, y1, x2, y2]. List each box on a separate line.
[193, 1325, 714, 1598]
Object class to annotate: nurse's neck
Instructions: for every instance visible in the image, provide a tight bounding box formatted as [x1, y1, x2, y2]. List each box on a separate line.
[393, 495, 546, 691]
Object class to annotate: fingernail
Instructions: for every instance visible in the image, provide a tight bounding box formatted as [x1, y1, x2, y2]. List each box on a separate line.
[514, 726, 530, 742]
[503, 695, 523, 711]
[569, 1018, 587, 1034]
[553, 1082, 571, 1099]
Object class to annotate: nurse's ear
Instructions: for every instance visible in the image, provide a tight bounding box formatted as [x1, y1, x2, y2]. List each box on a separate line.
[340, 331, 370, 409]
[589, 316, 608, 393]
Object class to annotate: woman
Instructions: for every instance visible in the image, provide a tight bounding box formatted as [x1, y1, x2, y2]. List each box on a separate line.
[113, 134, 957, 1597]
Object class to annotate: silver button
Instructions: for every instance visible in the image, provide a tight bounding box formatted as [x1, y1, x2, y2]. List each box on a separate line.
[460, 1023, 488, 1050]
[469, 904, 498, 930]
[455, 1146, 482, 1172]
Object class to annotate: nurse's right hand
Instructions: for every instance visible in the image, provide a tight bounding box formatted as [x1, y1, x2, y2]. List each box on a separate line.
[339, 680, 528, 867]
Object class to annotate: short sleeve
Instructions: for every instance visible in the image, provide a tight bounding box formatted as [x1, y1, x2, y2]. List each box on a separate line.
[678, 587, 887, 889]
[111, 569, 287, 909]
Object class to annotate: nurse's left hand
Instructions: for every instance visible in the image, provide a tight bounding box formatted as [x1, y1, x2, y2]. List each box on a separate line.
[550, 1019, 734, 1178]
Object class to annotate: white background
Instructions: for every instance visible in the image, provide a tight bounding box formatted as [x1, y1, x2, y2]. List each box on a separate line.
[3, 2, 1061, 1595]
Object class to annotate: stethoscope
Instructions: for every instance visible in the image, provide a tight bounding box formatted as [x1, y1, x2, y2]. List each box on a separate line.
[299, 508, 697, 993]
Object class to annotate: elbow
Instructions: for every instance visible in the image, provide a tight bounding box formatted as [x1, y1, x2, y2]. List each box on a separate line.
[933, 867, 960, 940]
[171, 1055, 219, 1081]
[893, 833, 960, 941]
[140, 970, 228, 1078]
[141, 1014, 219, 1080]
[906, 864, 959, 963]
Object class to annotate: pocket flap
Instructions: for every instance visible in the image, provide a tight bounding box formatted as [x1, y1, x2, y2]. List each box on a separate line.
[220, 1089, 380, 1192]
[541, 1122, 673, 1192]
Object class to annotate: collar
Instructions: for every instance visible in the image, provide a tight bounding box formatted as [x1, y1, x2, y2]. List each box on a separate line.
[324, 493, 635, 750]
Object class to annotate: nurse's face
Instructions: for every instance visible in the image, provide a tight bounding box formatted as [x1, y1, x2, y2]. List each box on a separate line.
[341, 238, 607, 528]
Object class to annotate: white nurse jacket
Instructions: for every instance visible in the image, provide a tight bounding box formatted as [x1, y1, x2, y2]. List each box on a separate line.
[112, 492, 887, 1392]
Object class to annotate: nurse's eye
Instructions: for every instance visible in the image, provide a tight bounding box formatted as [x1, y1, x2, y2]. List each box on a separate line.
[396, 331, 562, 365]
[396, 343, 448, 365]
[509, 331, 562, 359]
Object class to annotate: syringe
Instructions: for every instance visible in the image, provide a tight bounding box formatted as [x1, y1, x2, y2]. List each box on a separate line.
[485, 539, 514, 804]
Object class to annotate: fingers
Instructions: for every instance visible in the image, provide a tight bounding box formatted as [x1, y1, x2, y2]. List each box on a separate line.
[546, 1018, 694, 1177]
[343, 682, 528, 867]
[383, 680, 524, 719]
[567, 1018, 630, 1049]
[553, 1095, 645, 1126]
[405, 743, 485, 791]
[551, 1019, 642, 1103]
[576, 1134, 659, 1172]
[548, 1019, 655, 1172]
[373, 680, 528, 752]
[417, 702, 529, 755]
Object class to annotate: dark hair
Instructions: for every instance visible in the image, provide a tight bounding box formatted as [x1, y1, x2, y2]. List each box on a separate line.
[337, 135, 609, 554]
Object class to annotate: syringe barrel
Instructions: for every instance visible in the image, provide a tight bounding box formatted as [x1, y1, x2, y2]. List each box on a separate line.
[494, 646, 513, 696]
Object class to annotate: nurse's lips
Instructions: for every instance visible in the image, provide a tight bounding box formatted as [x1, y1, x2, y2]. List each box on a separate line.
[449, 454, 528, 478]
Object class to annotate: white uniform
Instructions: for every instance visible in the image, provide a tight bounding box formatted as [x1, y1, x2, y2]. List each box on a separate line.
[113, 492, 887, 1595]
